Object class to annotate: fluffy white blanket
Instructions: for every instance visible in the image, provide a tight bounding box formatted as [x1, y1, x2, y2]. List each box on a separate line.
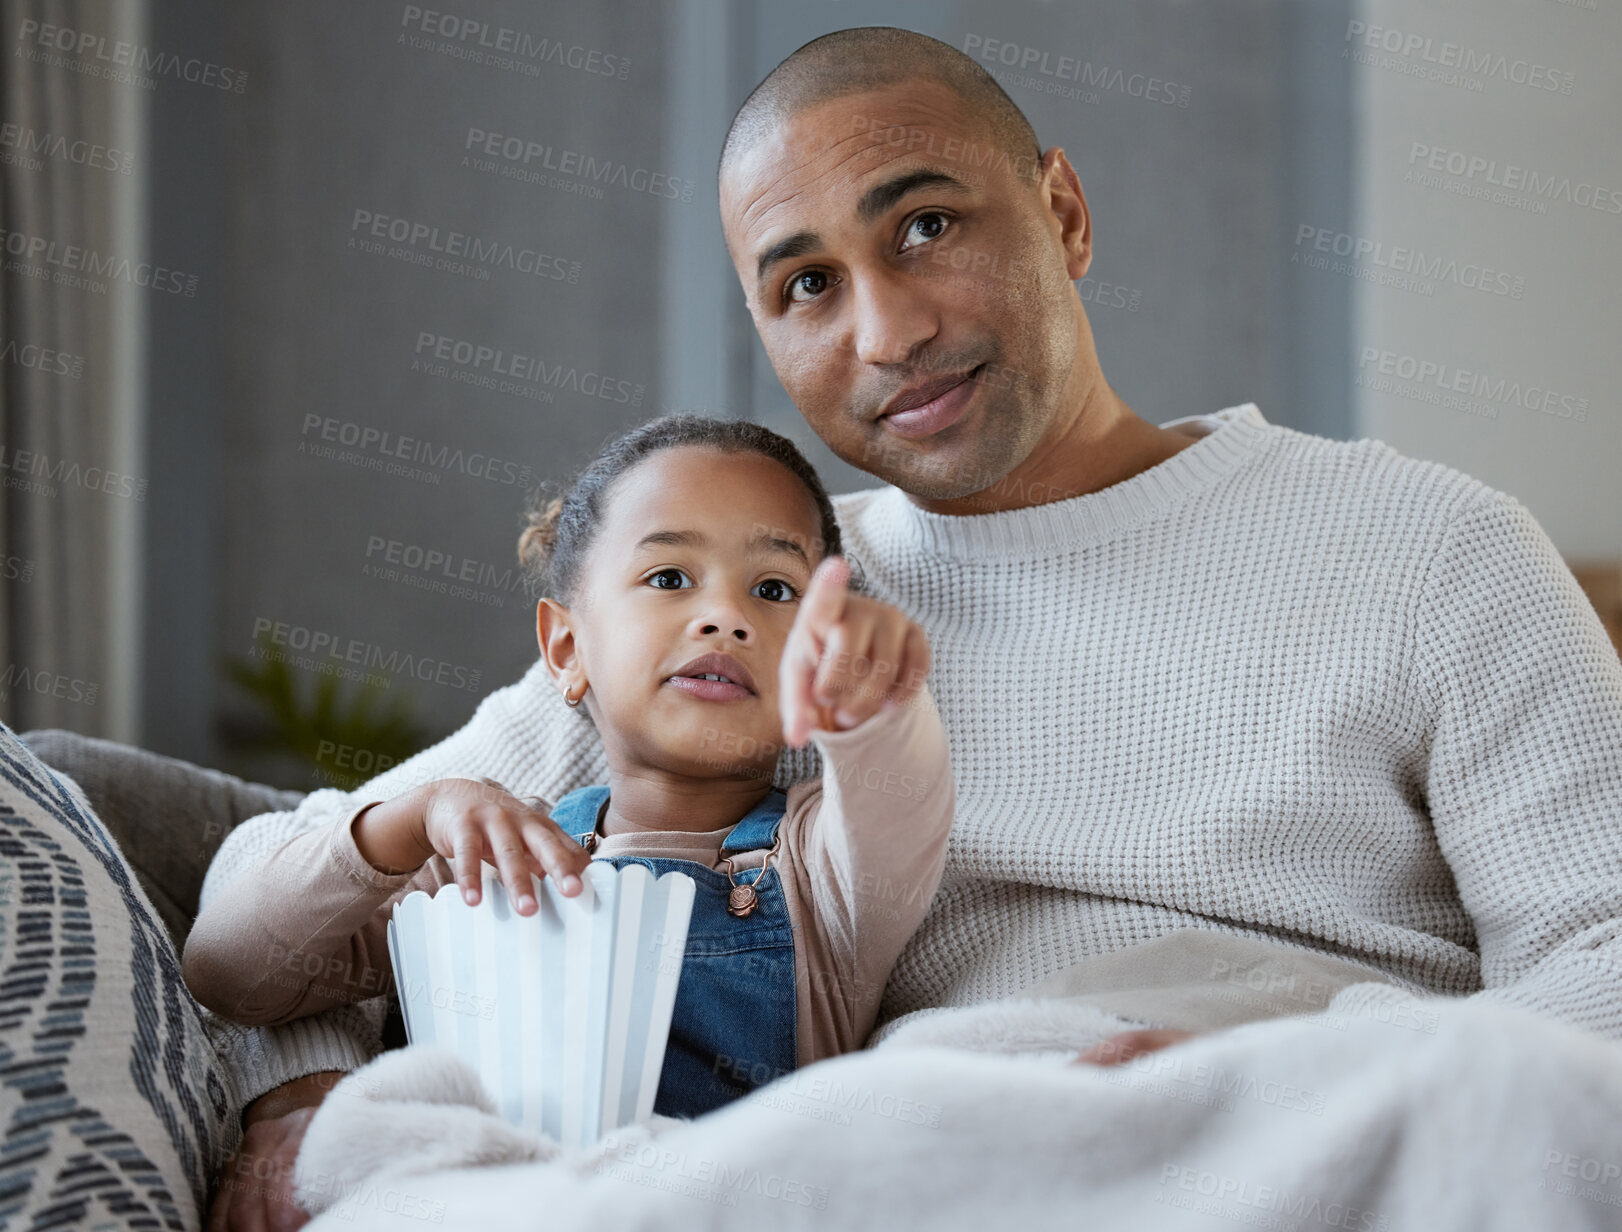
[294, 985, 1622, 1230]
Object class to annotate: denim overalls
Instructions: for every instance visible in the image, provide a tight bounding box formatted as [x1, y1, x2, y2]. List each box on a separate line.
[547, 784, 799, 1119]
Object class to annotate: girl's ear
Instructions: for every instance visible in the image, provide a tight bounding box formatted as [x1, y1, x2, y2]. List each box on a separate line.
[536, 599, 585, 695]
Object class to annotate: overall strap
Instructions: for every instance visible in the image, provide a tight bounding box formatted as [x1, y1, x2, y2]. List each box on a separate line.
[548, 784, 786, 853]
[548, 784, 611, 848]
[719, 789, 789, 855]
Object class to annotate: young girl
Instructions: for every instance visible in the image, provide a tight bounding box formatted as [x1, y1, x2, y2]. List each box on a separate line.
[183, 414, 955, 1119]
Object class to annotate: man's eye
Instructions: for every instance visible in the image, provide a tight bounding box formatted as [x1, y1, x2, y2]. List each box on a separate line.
[900, 212, 949, 251]
[787, 270, 828, 304]
[648, 568, 691, 590]
[753, 578, 798, 603]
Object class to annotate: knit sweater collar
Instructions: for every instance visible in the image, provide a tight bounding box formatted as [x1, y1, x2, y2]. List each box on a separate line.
[880, 402, 1273, 561]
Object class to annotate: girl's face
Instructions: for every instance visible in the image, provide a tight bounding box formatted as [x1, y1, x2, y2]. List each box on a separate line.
[537, 445, 827, 783]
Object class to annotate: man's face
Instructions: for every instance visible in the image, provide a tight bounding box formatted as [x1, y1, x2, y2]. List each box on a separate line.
[721, 80, 1085, 500]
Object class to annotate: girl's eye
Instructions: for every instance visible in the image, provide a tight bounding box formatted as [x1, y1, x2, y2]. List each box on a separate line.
[900, 212, 949, 251]
[647, 568, 691, 590]
[786, 270, 829, 305]
[753, 578, 797, 603]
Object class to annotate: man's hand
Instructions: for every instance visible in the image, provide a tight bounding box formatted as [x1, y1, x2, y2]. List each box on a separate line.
[207, 1072, 340, 1231]
[779, 555, 932, 747]
[1072, 1028, 1198, 1066]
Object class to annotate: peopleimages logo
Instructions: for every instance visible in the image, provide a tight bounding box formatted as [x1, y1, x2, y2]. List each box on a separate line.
[398, 5, 630, 79]
[848, 115, 1037, 184]
[0, 663, 98, 706]
[412, 332, 645, 406]
[0, 122, 134, 174]
[363, 533, 540, 610]
[1157, 1164, 1391, 1231]
[1291, 224, 1526, 298]
[0, 226, 198, 296]
[1357, 348, 1588, 421]
[1406, 143, 1622, 216]
[249, 617, 483, 694]
[1343, 21, 1575, 94]
[0, 338, 86, 379]
[349, 209, 580, 283]
[0, 443, 146, 499]
[14, 18, 250, 92]
[463, 127, 694, 203]
[962, 34, 1192, 107]
[299, 414, 534, 486]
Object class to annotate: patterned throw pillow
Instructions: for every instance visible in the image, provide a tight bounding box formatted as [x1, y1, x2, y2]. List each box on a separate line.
[0, 722, 239, 1230]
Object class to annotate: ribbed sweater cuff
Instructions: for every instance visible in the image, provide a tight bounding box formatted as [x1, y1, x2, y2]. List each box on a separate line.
[207, 1010, 378, 1113]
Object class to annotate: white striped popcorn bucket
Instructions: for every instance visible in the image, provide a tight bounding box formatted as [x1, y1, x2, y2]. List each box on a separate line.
[385, 860, 696, 1148]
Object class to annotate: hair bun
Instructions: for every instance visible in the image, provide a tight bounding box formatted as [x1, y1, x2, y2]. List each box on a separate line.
[517, 495, 564, 572]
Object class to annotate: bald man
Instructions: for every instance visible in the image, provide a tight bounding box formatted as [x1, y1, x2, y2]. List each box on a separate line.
[716, 26, 1195, 513]
[142, 25, 1622, 1228]
[711, 23, 1622, 1032]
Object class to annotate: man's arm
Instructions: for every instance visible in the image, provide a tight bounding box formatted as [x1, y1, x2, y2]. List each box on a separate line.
[205, 1003, 384, 1112]
[1413, 487, 1622, 1036]
[1086, 496, 1622, 1058]
[195, 796, 398, 1110]
[195, 794, 405, 1110]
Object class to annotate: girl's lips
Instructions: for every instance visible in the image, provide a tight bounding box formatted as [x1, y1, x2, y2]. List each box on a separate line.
[879, 366, 982, 439]
[665, 676, 753, 702]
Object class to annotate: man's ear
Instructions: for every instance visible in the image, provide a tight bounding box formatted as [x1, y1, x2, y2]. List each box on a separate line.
[536, 598, 585, 696]
[1040, 147, 1092, 281]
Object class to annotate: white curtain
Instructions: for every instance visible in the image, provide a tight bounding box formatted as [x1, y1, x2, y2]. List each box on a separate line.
[0, 0, 147, 737]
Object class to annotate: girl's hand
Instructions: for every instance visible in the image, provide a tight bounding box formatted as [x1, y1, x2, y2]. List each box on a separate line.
[778, 555, 932, 747]
[415, 777, 593, 913]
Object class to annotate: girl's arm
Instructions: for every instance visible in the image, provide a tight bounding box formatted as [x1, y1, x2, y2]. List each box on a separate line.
[187, 657, 609, 1036]
[184, 777, 589, 1026]
[808, 680, 955, 946]
[791, 682, 956, 1055]
[192, 655, 610, 1123]
[771, 554, 955, 1055]
[182, 791, 455, 1026]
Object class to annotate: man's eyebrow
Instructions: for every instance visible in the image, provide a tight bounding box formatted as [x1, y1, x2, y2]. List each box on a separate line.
[755, 231, 822, 291]
[856, 168, 974, 225]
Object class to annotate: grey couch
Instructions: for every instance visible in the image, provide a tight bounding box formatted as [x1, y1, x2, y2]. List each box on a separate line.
[19, 728, 307, 955]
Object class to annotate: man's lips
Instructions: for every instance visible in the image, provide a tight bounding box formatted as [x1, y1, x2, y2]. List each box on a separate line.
[876, 365, 984, 439]
[664, 651, 756, 702]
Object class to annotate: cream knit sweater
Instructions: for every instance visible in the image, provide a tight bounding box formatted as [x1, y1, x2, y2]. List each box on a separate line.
[203, 402, 1622, 1104]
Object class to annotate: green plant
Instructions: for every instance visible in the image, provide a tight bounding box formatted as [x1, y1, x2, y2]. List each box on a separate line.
[222, 632, 427, 790]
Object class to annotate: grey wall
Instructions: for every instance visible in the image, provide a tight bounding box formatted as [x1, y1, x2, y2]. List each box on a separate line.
[185, 3, 682, 775]
[1353, 0, 1622, 559]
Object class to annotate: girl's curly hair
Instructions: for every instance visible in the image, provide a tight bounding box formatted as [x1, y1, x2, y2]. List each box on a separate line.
[517, 413, 846, 605]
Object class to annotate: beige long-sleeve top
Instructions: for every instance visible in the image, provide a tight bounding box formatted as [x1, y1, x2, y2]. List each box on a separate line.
[183, 688, 955, 1069]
